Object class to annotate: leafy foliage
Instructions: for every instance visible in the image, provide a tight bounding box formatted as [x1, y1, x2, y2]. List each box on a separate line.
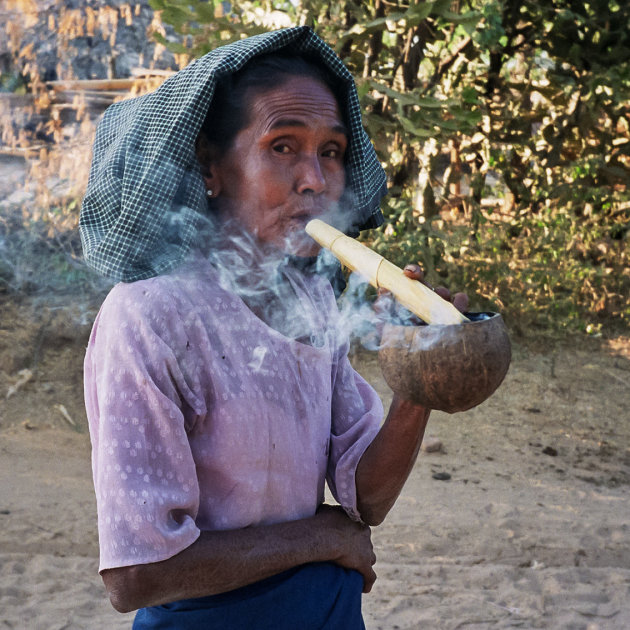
[150, 0, 629, 335]
[4, 1, 627, 334]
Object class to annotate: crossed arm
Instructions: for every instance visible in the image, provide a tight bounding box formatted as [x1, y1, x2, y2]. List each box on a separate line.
[102, 266, 459, 612]
[102, 394, 430, 612]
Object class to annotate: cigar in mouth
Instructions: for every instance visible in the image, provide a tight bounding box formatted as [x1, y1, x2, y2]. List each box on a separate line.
[305, 219, 469, 326]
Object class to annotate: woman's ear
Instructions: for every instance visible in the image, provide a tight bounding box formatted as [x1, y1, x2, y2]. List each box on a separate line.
[195, 134, 222, 197]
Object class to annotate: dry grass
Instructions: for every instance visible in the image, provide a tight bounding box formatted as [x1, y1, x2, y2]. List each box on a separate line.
[0, 2, 182, 294]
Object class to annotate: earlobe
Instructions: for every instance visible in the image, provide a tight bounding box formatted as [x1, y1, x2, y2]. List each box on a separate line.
[195, 135, 222, 197]
[202, 172, 220, 198]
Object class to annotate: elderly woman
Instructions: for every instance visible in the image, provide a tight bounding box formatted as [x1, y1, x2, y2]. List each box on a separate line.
[81, 26, 465, 629]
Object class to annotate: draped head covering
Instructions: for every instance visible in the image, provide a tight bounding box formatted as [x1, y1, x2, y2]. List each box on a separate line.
[79, 26, 387, 282]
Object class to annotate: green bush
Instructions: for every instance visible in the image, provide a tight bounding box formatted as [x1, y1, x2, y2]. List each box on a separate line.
[148, 0, 629, 335]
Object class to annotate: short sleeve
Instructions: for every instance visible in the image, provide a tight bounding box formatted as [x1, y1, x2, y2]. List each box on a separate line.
[84, 283, 202, 571]
[327, 340, 383, 522]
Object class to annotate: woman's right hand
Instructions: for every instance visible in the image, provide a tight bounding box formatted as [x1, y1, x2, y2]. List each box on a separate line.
[315, 504, 377, 593]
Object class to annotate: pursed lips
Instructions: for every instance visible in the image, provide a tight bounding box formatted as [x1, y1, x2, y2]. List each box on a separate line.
[282, 199, 338, 235]
[285, 210, 324, 229]
[289, 213, 315, 225]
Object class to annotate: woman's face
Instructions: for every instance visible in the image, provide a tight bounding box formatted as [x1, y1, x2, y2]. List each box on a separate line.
[208, 76, 348, 257]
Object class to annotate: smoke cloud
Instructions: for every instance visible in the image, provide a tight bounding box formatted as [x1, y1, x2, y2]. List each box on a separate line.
[184, 205, 422, 353]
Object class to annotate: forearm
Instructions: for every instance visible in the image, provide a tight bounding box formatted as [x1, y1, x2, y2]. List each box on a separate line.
[355, 395, 430, 525]
[102, 507, 374, 612]
[103, 517, 326, 612]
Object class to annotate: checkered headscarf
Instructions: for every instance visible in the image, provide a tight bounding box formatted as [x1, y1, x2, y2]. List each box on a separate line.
[79, 26, 387, 282]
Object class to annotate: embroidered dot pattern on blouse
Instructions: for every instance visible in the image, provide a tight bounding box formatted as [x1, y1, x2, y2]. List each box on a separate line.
[84, 258, 383, 571]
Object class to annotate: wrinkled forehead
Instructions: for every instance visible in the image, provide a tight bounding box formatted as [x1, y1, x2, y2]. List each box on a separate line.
[244, 76, 347, 136]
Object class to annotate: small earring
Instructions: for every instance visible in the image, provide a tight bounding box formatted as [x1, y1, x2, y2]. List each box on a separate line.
[206, 189, 214, 198]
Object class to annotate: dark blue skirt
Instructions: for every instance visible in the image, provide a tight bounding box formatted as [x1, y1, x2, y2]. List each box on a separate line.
[132, 562, 365, 629]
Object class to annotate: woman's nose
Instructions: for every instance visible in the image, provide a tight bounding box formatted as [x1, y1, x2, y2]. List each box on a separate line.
[296, 154, 326, 195]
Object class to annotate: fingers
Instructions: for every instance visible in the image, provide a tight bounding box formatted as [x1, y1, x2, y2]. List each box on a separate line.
[359, 540, 377, 593]
[403, 264, 424, 282]
[434, 286, 451, 301]
[319, 508, 377, 593]
[357, 524, 376, 593]
[382, 262, 470, 319]
[362, 564, 377, 593]
[404, 263, 470, 314]
[453, 291, 469, 313]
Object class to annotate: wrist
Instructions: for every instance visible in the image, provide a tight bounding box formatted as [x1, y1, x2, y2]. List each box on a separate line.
[389, 394, 431, 424]
[311, 506, 350, 562]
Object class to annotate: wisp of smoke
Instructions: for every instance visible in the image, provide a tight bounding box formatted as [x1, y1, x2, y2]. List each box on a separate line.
[189, 212, 420, 352]
[158, 187, 420, 352]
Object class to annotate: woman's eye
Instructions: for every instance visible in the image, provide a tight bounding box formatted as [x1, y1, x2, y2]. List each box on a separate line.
[322, 147, 342, 159]
[272, 144, 291, 154]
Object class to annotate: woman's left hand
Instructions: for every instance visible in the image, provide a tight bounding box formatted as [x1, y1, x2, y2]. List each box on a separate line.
[401, 263, 469, 313]
[374, 263, 469, 324]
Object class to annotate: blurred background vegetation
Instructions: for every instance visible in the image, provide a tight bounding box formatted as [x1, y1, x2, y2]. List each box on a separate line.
[1, 0, 629, 337]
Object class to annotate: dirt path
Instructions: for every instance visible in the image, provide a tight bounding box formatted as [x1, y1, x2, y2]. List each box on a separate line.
[1, 295, 629, 629]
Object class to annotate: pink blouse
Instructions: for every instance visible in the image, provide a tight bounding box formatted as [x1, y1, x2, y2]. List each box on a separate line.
[84, 259, 383, 571]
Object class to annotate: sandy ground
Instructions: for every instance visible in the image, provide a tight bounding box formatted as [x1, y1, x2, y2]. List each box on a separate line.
[0, 291, 628, 630]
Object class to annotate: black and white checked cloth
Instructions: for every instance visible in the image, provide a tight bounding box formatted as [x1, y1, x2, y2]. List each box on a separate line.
[79, 26, 387, 282]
